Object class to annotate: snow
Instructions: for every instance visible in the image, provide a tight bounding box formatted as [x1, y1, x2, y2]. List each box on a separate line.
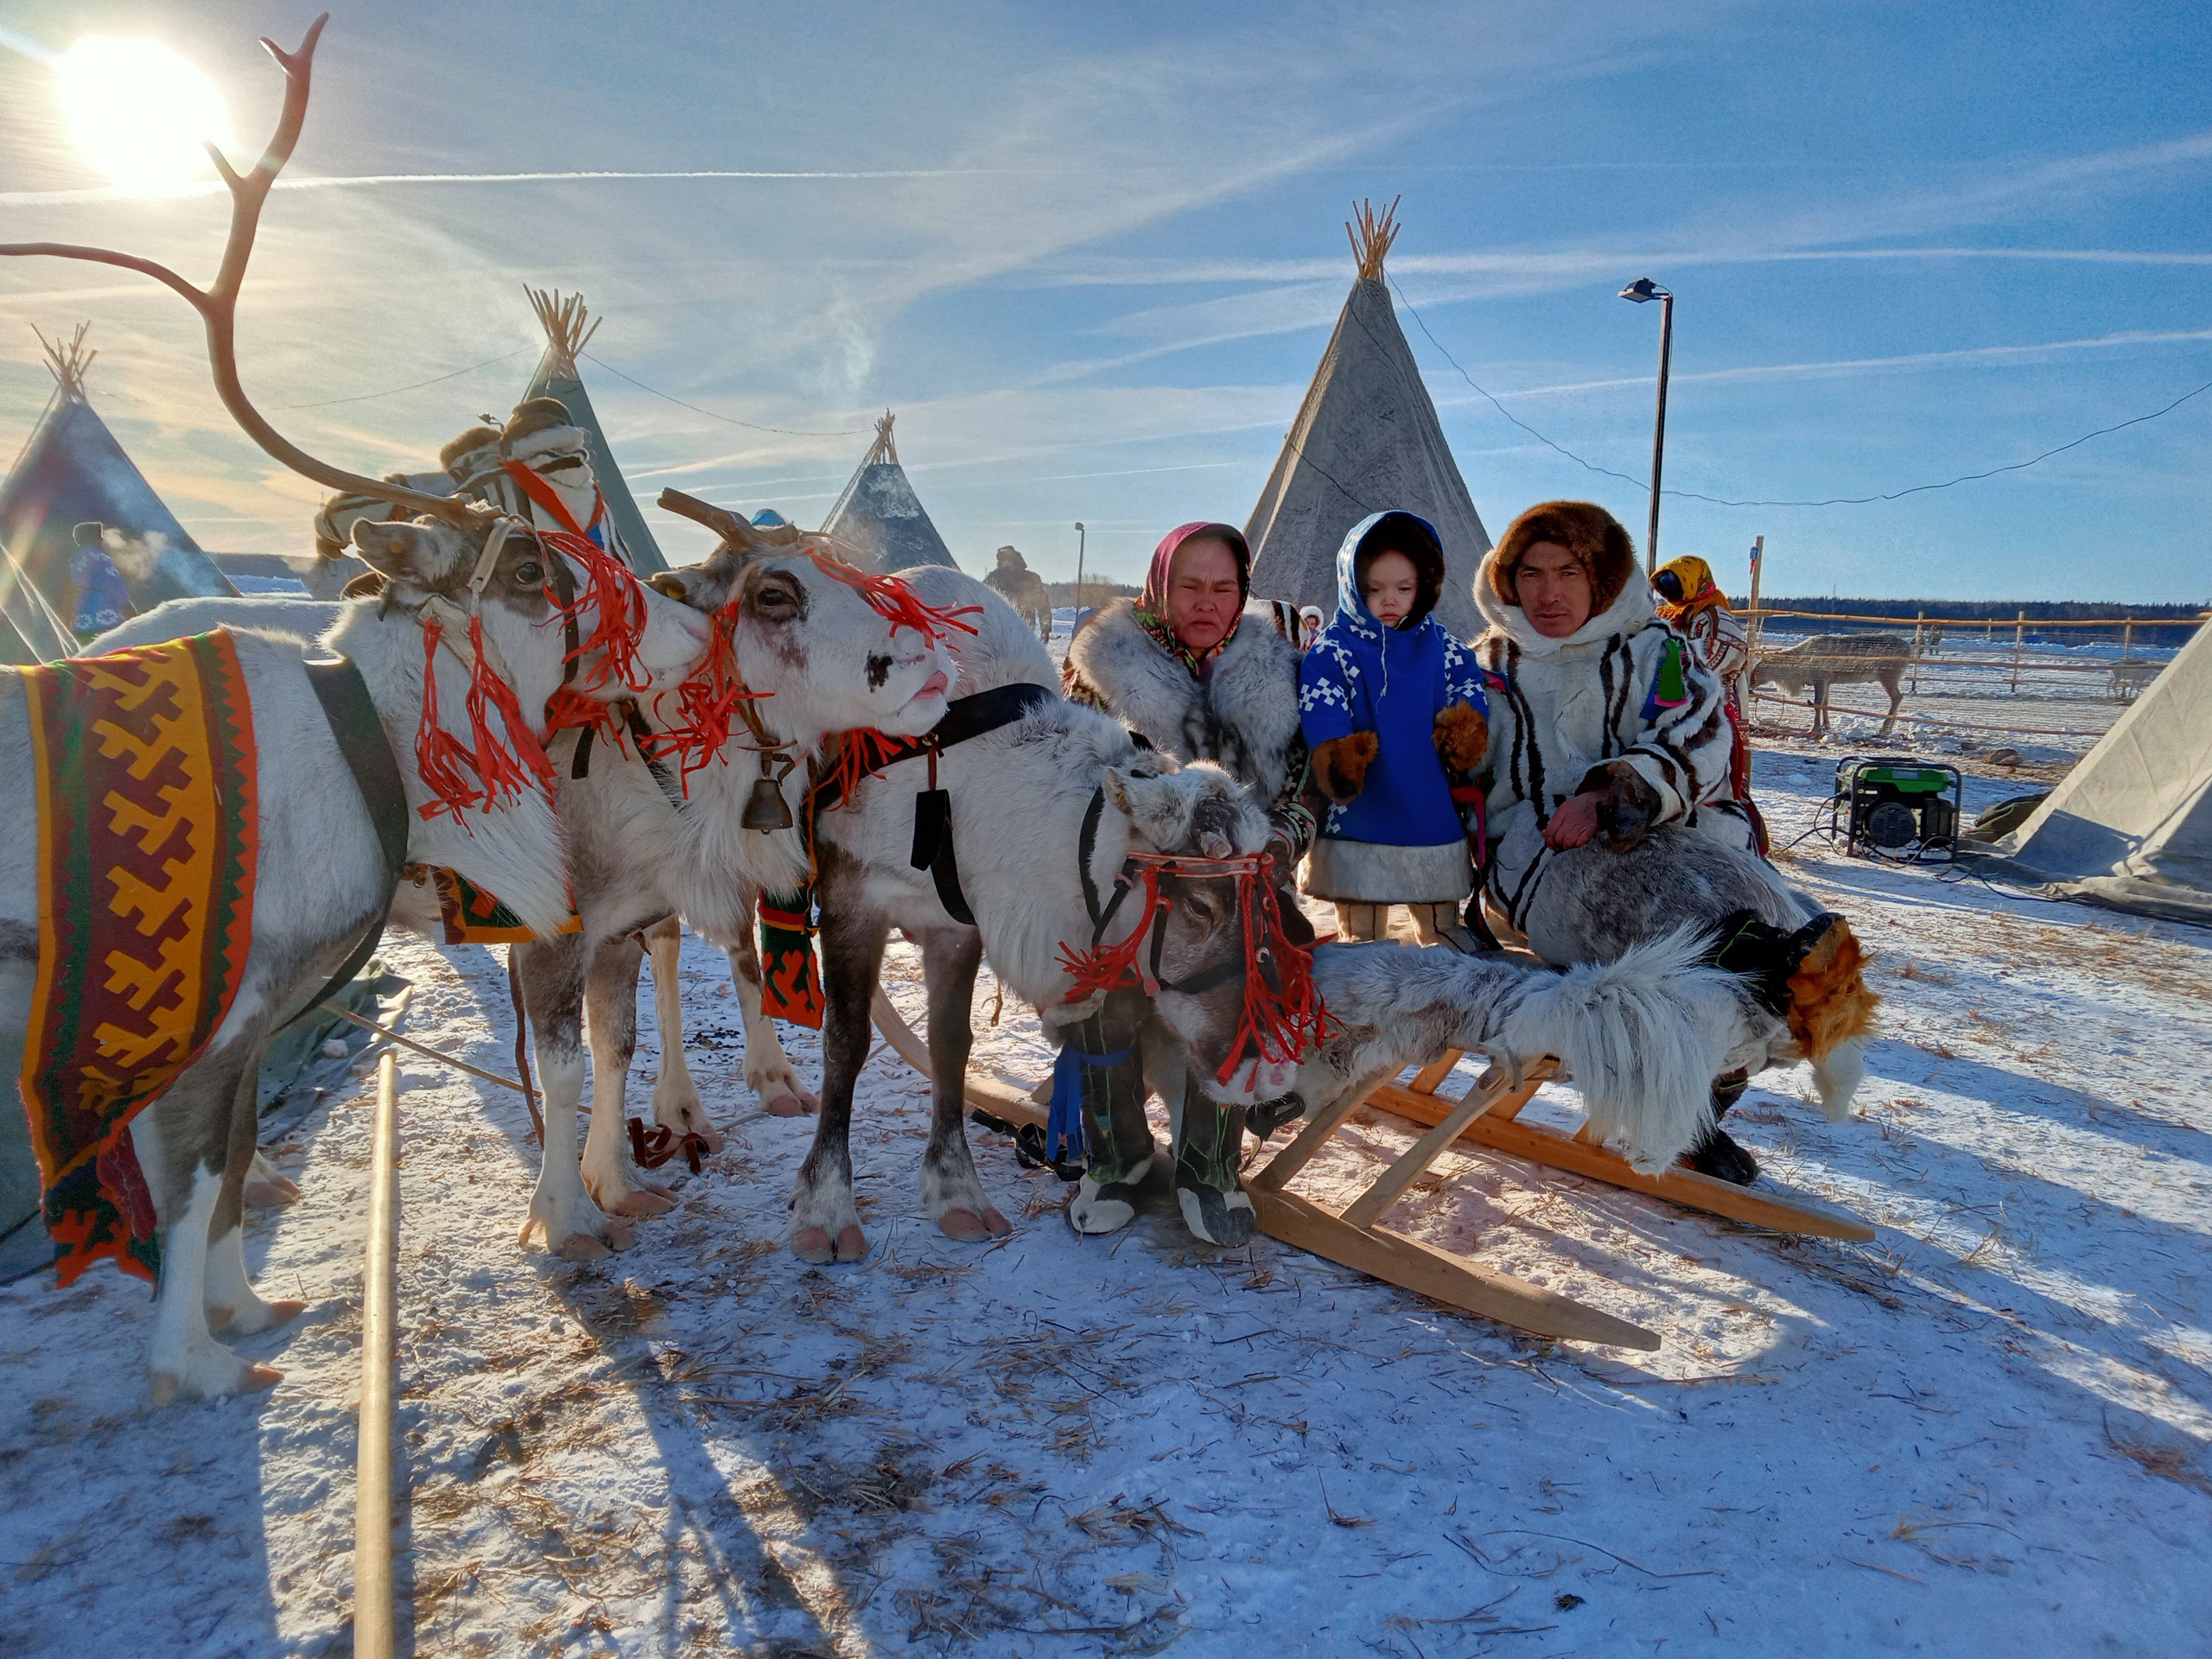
[3, 753, 2209, 1657]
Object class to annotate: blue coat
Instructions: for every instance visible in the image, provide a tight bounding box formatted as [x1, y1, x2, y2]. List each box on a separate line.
[1299, 512, 1487, 849]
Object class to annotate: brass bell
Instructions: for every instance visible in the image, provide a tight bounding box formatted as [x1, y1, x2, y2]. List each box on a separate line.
[741, 762, 794, 831]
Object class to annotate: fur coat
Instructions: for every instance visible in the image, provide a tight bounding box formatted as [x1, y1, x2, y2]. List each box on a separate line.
[1473, 511, 1751, 936]
[1064, 596, 1311, 855]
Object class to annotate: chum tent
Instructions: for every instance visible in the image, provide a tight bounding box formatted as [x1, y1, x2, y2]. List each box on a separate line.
[1972, 618, 2212, 925]
[519, 289, 667, 575]
[0, 324, 234, 662]
[822, 411, 959, 573]
[1244, 200, 1490, 641]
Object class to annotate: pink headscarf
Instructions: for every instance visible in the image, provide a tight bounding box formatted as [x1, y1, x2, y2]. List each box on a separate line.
[1138, 521, 1252, 620]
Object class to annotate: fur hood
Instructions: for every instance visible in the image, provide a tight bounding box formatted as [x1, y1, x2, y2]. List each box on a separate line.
[1332, 510, 1445, 635]
[1474, 536, 1658, 658]
[1065, 595, 1302, 803]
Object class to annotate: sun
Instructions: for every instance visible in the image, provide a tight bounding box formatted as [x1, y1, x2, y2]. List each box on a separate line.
[54, 36, 235, 194]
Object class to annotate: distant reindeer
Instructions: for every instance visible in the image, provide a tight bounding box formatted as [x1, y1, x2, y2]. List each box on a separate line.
[1751, 632, 1910, 739]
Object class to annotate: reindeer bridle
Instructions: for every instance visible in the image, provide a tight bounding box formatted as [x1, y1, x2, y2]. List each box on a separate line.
[1058, 787, 1333, 1084]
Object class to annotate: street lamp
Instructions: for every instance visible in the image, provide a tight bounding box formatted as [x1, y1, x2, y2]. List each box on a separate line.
[1074, 521, 1086, 611]
[1620, 276, 1673, 575]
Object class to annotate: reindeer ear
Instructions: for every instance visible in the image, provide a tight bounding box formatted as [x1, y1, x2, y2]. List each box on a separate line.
[351, 518, 472, 592]
[1103, 768, 1135, 817]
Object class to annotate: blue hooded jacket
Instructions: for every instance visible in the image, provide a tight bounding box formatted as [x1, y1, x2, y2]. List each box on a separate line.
[1298, 511, 1487, 849]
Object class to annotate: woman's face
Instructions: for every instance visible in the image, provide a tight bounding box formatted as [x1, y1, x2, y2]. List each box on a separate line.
[1166, 536, 1242, 654]
[1514, 540, 1593, 638]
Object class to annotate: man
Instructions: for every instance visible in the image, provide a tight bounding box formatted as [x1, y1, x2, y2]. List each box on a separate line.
[1059, 522, 1313, 1246]
[983, 543, 1052, 639]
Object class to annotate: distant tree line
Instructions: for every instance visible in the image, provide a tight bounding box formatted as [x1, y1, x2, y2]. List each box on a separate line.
[1750, 596, 2207, 648]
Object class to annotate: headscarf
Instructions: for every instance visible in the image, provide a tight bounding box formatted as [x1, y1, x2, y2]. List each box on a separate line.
[1134, 521, 1250, 676]
[1654, 555, 1727, 629]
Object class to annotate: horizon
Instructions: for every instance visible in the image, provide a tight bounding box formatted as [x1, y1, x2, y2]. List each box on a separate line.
[2, 1, 2208, 606]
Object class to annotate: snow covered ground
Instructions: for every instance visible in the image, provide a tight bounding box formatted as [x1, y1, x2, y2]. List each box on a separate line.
[3, 751, 2209, 1657]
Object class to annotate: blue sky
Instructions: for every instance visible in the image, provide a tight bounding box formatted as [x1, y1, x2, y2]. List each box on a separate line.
[2, 0, 2208, 602]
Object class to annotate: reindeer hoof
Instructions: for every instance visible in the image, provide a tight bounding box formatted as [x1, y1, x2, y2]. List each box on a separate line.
[148, 1371, 179, 1408]
[766, 1093, 816, 1118]
[264, 1299, 308, 1330]
[791, 1226, 836, 1263]
[207, 1306, 234, 1331]
[938, 1207, 1012, 1242]
[244, 1172, 301, 1206]
[606, 1186, 677, 1218]
[690, 1123, 726, 1154]
[834, 1224, 869, 1262]
[243, 1364, 284, 1393]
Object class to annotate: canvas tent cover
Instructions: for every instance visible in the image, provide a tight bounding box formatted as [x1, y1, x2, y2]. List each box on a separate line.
[1245, 206, 1489, 640]
[822, 413, 958, 574]
[1972, 618, 2212, 925]
[523, 354, 668, 575]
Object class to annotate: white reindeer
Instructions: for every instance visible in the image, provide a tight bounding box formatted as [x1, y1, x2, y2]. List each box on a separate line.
[0, 16, 714, 1401]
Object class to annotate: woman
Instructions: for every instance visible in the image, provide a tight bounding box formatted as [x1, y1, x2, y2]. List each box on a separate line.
[1473, 502, 1765, 1180]
[1654, 554, 1763, 849]
[1059, 522, 1312, 1247]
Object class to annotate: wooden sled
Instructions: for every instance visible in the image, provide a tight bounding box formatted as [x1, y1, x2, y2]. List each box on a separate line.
[1360, 1049, 1875, 1244]
[868, 990, 1658, 1349]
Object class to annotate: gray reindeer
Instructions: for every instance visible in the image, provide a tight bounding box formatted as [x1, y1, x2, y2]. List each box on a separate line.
[1751, 632, 1910, 738]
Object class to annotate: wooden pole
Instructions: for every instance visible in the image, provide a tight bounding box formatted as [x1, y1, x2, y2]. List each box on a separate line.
[354, 1052, 400, 1659]
[1745, 535, 1764, 663]
[1646, 292, 1673, 575]
[2012, 609, 2026, 693]
[2122, 619, 2134, 662]
[1911, 608, 1924, 695]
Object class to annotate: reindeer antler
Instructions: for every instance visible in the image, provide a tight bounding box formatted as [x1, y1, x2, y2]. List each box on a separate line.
[0, 15, 477, 526]
[658, 488, 804, 552]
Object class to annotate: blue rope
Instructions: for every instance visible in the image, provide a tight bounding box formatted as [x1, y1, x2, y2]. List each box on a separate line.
[1046, 1041, 1134, 1165]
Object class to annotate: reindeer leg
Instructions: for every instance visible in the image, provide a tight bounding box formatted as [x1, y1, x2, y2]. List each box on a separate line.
[1879, 670, 1903, 739]
[789, 869, 880, 1264]
[916, 925, 1010, 1242]
[582, 931, 677, 1217]
[206, 1044, 305, 1338]
[518, 936, 635, 1261]
[644, 915, 721, 1152]
[728, 912, 817, 1117]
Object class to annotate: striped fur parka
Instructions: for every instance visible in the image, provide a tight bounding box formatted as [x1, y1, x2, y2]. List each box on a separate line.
[1471, 544, 1753, 934]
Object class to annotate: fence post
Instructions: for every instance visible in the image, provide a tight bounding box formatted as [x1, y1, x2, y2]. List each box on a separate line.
[1745, 534, 1764, 660]
[2122, 619, 2133, 662]
[1911, 608, 1924, 695]
[2012, 609, 2025, 693]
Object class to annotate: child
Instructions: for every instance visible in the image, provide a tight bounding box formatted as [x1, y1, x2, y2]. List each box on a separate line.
[1299, 511, 1489, 947]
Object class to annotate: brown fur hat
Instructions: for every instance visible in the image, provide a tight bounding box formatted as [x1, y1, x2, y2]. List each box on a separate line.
[1489, 500, 1637, 617]
[501, 397, 580, 454]
[439, 424, 502, 475]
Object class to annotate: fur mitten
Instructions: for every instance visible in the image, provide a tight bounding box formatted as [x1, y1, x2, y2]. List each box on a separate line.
[1432, 702, 1489, 771]
[1312, 731, 1379, 804]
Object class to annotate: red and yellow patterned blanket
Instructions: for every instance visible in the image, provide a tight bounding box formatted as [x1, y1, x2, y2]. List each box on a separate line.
[16, 631, 259, 1285]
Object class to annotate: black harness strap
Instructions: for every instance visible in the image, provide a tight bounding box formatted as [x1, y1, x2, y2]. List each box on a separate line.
[282, 655, 410, 1030]
[623, 703, 688, 810]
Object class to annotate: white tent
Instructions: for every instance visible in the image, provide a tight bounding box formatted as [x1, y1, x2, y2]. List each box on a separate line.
[1244, 200, 1490, 640]
[822, 411, 959, 573]
[1977, 618, 2212, 924]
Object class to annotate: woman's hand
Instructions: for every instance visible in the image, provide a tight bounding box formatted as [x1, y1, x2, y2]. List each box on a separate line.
[1542, 789, 1608, 849]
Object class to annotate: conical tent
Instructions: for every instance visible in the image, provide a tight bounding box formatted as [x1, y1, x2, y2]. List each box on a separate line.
[519, 289, 668, 575]
[0, 324, 234, 661]
[1974, 619, 2212, 924]
[821, 411, 959, 573]
[1244, 200, 1489, 640]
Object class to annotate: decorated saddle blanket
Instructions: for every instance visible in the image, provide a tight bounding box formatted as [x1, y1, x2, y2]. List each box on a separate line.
[15, 632, 260, 1286]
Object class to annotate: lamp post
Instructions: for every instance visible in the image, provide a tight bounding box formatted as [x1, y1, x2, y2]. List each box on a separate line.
[1619, 276, 1673, 575]
[1073, 520, 1086, 611]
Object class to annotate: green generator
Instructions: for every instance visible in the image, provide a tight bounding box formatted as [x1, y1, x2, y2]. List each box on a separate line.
[1833, 755, 1963, 861]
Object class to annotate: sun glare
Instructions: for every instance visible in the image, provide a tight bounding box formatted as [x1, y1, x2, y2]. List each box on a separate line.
[54, 36, 235, 194]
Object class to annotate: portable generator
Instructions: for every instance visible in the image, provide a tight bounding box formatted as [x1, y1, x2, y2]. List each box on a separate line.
[1832, 756, 1962, 861]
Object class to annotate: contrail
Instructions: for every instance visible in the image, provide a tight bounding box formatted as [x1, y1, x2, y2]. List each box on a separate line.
[0, 26, 57, 67]
[0, 167, 1030, 209]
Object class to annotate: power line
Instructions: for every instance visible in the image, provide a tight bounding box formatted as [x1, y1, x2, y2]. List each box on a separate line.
[1385, 271, 2212, 510]
[277, 346, 532, 410]
[580, 351, 864, 437]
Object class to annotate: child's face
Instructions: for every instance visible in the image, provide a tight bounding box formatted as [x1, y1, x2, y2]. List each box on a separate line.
[1363, 549, 1419, 626]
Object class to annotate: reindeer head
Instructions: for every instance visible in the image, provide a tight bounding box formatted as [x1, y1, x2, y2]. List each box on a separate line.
[351, 517, 709, 732]
[1079, 764, 1313, 1107]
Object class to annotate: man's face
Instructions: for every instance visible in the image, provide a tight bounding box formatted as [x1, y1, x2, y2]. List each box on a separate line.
[1166, 537, 1241, 654]
[1515, 540, 1594, 639]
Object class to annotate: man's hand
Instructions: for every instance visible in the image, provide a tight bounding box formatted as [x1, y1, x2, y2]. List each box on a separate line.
[1543, 789, 1607, 849]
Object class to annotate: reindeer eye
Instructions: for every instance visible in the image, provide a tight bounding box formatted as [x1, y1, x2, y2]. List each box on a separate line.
[753, 582, 797, 613]
[513, 560, 543, 586]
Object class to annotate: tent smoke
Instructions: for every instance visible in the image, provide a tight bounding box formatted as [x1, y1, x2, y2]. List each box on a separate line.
[0, 324, 235, 663]
[1244, 199, 1491, 639]
[520, 289, 667, 575]
[821, 410, 960, 573]
[1971, 618, 2212, 925]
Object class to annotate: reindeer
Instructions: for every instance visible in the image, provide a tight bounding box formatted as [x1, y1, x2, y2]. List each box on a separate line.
[0, 18, 722, 1402]
[1749, 632, 1910, 739]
